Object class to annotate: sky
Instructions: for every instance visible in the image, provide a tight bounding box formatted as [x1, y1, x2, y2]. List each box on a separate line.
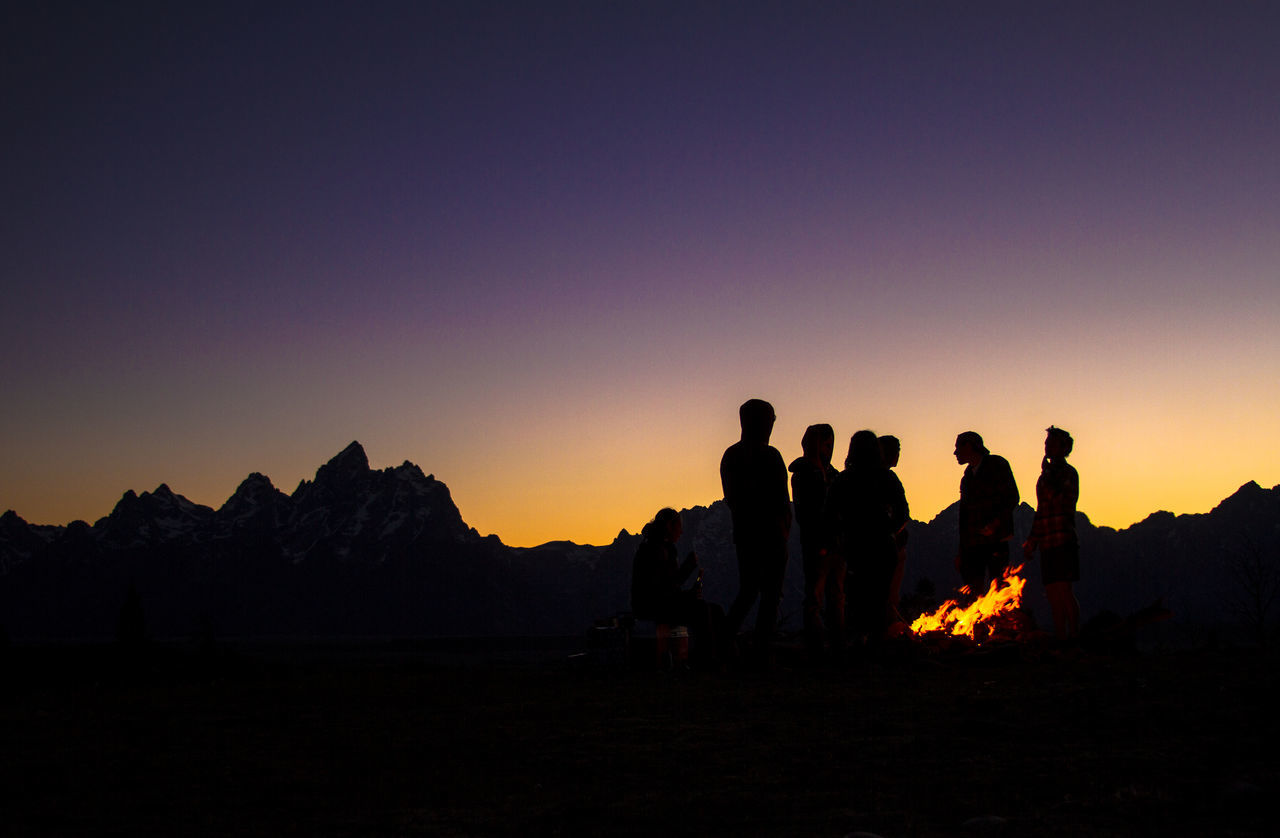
[3, 1, 1278, 547]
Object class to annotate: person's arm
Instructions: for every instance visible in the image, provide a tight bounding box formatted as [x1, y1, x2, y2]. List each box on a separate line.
[888, 472, 908, 534]
[720, 449, 737, 510]
[1002, 459, 1020, 515]
[822, 477, 845, 553]
[773, 449, 792, 538]
[1027, 473, 1045, 549]
[676, 550, 697, 585]
[791, 469, 809, 527]
[982, 458, 1019, 537]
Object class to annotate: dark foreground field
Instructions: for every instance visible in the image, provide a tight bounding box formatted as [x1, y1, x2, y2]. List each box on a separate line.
[2, 640, 1276, 837]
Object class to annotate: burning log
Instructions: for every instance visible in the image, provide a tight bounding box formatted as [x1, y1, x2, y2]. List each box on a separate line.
[910, 564, 1030, 643]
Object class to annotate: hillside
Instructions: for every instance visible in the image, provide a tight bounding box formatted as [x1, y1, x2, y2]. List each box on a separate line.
[2, 443, 1277, 643]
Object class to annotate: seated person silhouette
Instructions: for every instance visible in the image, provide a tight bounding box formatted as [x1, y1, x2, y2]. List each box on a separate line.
[631, 507, 721, 668]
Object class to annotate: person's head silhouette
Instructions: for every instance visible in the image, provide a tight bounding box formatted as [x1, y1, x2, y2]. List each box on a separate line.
[954, 431, 987, 466]
[739, 399, 776, 444]
[801, 423, 835, 465]
[879, 434, 901, 469]
[1044, 426, 1073, 460]
[844, 429, 884, 470]
[643, 507, 683, 543]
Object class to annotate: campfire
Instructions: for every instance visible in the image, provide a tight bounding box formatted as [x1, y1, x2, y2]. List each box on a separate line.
[910, 564, 1029, 643]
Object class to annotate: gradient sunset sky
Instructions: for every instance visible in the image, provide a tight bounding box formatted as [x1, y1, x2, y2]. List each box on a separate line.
[4, 1, 1278, 547]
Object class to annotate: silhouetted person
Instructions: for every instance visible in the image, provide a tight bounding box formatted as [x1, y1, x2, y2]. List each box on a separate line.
[1023, 426, 1081, 639]
[954, 431, 1020, 597]
[720, 399, 791, 664]
[789, 423, 842, 661]
[631, 507, 721, 667]
[824, 430, 900, 650]
[879, 434, 910, 627]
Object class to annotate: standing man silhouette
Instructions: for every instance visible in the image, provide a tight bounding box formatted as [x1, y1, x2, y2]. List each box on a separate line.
[720, 399, 791, 665]
[954, 431, 1019, 597]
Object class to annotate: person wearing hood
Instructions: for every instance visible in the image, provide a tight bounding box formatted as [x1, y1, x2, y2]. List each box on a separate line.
[789, 423, 842, 661]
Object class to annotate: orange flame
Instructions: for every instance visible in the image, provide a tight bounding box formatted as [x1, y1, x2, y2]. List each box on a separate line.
[910, 565, 1027, 640]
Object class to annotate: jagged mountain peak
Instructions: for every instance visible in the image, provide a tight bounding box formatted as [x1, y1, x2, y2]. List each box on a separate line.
[294, 442, 362, 499]
[141, 484, 211, 514]
[924, 501, 960, 527]
[219, 472, 290, 522]
[297, 441, 371, 495]
[101, 489, 143, 523]
[1216, 480, 1268, 505]
[93, 483, 212, 547]
[106, 485, 206, 516]
[238, 471, 276, 490]
[1134, 509, 1178, 528]
[392, 461, 431, 483]
[1208, 481, 1277, 520]
[292, 442, 370, 500]
[326, 440, 369, 472]
[225, 472, 281, 500]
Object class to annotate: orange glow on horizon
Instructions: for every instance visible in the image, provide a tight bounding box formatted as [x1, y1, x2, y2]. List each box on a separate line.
[3, 427, 1278, 548]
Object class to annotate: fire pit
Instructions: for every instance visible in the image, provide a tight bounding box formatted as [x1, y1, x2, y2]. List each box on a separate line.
[910, 564, 1033, 646]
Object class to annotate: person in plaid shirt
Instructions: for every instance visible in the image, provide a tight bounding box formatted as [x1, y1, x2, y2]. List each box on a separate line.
[1023, 426, 1080, 639]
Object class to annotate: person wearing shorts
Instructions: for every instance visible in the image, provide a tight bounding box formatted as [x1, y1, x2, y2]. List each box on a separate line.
[1023, 426, 1081, 639]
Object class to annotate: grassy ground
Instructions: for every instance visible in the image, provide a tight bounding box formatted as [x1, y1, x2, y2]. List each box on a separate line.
[1, 641, 1275, 837]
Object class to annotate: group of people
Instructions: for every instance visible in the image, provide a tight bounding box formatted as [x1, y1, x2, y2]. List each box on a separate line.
[630, 398, 1081, 669]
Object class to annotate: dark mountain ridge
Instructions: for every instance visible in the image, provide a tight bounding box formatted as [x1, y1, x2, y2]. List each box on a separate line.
[2, 443, 1277, 643]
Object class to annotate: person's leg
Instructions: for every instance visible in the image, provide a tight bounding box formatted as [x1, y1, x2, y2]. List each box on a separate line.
[845, 550, 871, 643]
[1049, 582, 1081, 638]
[801, 536, 826, 657]
[1043, 544, 1081, 639]
[985, 541, 1010, 590]
[825, 550, 847, 655]
[724, 542, 762, 639]
[868, 546, 897, 641]
[1063, 582, 1080, 638]
[1060, 544, 1081, 638]
[958, 546, 986, 599]
[1045, 581, 1069, 637]
[753, 540, 788, 649]
[887, 545, 907, 625]
[678, 595, 721, 669]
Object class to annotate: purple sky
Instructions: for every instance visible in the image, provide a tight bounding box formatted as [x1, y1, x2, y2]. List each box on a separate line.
[4, 1, 1279, 546]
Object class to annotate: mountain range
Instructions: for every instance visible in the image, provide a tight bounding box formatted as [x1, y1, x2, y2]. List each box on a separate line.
[2, 442, 1277, 643]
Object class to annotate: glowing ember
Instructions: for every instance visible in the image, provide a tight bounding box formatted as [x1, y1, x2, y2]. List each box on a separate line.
[910, 564, 1028, 640]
